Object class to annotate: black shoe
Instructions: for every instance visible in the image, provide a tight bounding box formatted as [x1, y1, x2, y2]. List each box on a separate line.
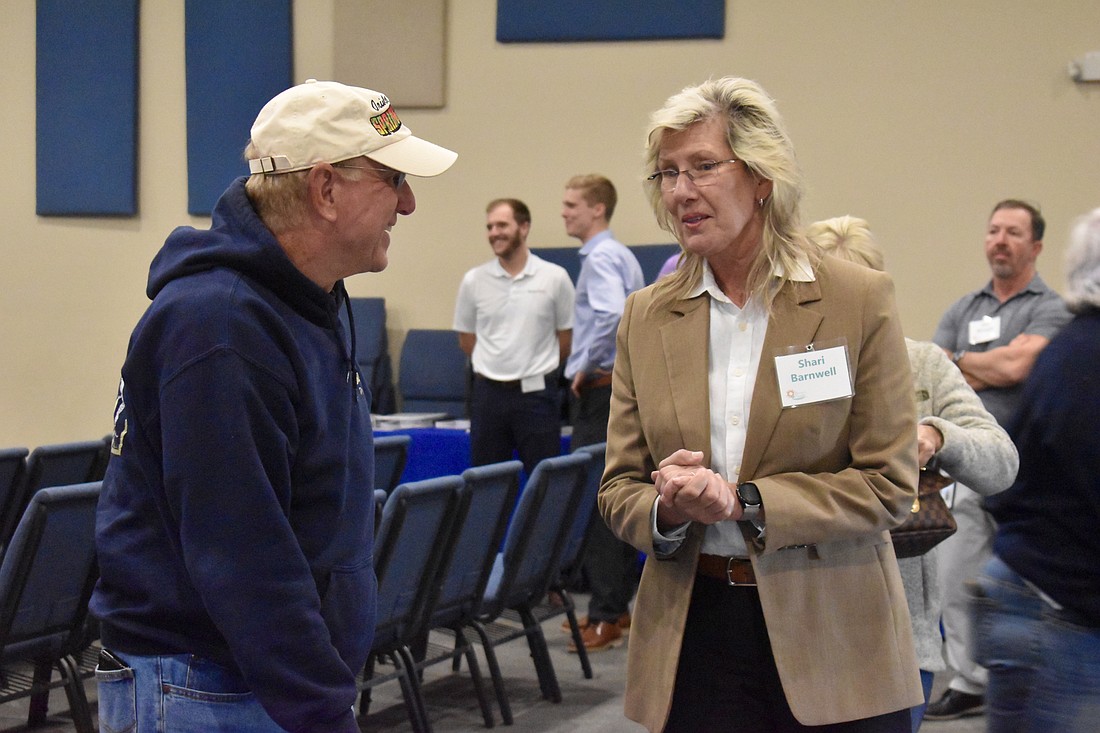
[924, 689, 984, 720]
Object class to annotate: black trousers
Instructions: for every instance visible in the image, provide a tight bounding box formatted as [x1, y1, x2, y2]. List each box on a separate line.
[664, 575, 910, 733]
[571, 384, 640, 622]
[469, 375, 561, 477]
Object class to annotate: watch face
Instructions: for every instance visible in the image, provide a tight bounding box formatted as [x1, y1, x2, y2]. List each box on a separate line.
[738, 482, 762, 506]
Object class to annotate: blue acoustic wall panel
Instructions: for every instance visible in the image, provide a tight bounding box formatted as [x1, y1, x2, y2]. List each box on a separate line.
[185, 0, 292, 215]
[497, 1, 725, 42]
[36, 0, 139, 216]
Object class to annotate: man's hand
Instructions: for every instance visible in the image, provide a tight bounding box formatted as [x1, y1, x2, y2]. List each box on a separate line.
[651, 449, 739, 528]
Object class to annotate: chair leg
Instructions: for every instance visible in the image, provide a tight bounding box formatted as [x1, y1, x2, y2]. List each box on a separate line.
[451, 633, 462, 673]
[394, 647, 433, 733]
[469, 619, 513, 725]
[358, 654, 377, 716]
[517, 605, 562, 704]
[558, 588, 593, 679]
[57, 655, 95, 733]
[454, 627, 495, 728]
[28, 659, 52, 725]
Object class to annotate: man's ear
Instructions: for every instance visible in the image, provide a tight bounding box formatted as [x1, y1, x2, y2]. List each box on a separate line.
[306, 164, 339, 223]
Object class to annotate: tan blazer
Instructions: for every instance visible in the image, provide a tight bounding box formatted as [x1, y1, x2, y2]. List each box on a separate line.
[600, 255, 923, 731]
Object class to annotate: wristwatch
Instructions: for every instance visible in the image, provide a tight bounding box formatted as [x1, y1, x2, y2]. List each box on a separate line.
[736, 482, 762, 522]
[952, 350, 968, 365]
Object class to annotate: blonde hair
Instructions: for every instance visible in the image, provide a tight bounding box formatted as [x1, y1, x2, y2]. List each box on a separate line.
[565, 174, 617, 221]
[806, 216, 886, 272]
[241, 143, 366, 234]
[644, 77, 814, 310]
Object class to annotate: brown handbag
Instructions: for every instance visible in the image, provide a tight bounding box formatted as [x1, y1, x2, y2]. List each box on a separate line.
[890, 468, 958, 559]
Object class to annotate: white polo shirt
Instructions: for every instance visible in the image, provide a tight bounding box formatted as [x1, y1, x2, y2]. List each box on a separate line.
[453, 252, 575, 381]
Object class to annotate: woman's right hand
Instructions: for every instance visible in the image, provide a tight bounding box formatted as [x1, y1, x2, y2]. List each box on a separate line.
[652, 449, 737, 527]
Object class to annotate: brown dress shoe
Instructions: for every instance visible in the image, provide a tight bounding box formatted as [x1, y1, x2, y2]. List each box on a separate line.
[562, 611, 631, 635]
[568, 620, 624, 653]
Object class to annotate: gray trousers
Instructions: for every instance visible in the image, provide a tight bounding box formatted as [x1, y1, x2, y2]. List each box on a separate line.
[935, 481, 995, 695]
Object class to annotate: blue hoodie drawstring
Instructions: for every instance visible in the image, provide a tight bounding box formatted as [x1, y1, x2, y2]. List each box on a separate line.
[332, 283, 364, 403]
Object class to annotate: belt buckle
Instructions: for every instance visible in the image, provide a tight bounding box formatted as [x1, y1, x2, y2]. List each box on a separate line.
[726, 556, 746, 586]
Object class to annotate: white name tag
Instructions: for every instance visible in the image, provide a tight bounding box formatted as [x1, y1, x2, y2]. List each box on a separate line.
[521, 375, 545, 393]
[774, 345, 854, 408]
[968, 315, 1001, 345]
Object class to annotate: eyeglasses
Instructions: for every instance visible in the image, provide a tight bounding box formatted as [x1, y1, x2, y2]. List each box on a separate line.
[334, 164, 407, 191]
[646, 159, 739, 191]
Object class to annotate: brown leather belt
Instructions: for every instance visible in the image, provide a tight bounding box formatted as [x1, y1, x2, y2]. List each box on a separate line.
[579, 373, 613, 391]
[696, 554, 757, 586]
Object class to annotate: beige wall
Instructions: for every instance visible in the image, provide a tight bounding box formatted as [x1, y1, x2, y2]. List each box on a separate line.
[2, 1, 1098, 447]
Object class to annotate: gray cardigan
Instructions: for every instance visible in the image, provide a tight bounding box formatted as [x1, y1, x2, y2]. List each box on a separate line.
[900, 338, 1019, 671]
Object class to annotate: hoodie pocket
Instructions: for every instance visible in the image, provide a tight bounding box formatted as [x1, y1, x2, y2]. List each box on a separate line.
[319, 559, 377, 670]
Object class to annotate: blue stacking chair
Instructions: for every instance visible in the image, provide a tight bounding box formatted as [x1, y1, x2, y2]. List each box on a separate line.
[628, 243, 681, 284]
[413, 460, 522, 728]
[538, 441, 607, 680]
[373, 434, 412, 496]
[0, 440, 108, 551]
[373, 489, 387, 537]
[343, 297, 397, 414]
[0, 449, 29, 547]
[470, 452, 590, 722]
[358, 475, 465, 732]
[398, 329, 469, 417]
[0, 482, 101, 733]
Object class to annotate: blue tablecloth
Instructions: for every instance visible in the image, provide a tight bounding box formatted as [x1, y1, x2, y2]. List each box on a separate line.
[374, 427, 571, 484]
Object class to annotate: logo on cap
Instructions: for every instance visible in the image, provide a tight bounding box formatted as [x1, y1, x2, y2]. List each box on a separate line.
[371, 107, 402, 137]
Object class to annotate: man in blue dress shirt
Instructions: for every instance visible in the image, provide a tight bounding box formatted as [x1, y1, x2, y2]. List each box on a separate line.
[561, 174, 645, 652]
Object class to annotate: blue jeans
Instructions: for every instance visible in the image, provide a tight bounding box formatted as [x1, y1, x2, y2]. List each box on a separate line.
[910, 669, 933, 732]
[972, 555, 1100, 733]
[96, 651, 289, 732]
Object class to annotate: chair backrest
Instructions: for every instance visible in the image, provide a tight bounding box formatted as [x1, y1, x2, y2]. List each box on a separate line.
[373, 434, 411, 496]
[0, 481, 101, 660]
[479, 452, 590, 620]
[372, 474, 464, 651]
[629, 243, 682, 284]
[373, 489, 387, 537]
[0, 449, 29, 544]
[427, 460, 522, 630]
[557, 442, 607, 572]
[398, 329, 469, 417]
[530, 243, 679, 285]
[343, 297, 396, 414]
[0, 441, 108, 550]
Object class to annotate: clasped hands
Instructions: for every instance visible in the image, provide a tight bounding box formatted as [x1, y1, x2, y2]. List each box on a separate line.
[652, 449, 742, 529]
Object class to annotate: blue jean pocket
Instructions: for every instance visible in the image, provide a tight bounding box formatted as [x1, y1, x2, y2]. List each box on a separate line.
[95, 662, 137, 733]
[161, 657, 278, 733]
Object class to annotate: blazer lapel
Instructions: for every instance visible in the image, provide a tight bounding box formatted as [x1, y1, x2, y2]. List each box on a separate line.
[741, 278, 824, 479]
[660, 294, 711, 457]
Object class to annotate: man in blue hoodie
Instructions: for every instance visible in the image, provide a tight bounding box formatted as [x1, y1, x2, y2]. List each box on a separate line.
[90, 80, 456, 732]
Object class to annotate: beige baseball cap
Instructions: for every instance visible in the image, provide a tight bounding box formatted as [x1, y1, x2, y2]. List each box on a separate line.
[247, 79, 457, 177]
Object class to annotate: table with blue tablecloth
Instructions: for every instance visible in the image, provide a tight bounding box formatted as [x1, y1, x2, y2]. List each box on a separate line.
[375, 427, 572, 484]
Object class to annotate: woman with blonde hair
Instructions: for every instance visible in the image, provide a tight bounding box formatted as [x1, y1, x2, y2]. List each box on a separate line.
[599, 77, 923, 732]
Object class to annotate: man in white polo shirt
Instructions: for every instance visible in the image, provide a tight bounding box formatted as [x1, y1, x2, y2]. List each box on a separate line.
[454, 198, 575, 475]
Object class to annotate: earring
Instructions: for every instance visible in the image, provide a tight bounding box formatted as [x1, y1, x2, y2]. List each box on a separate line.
[758, 197, 765, 208]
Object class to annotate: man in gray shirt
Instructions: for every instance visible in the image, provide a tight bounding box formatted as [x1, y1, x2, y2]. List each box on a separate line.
[926, 199, 1072, 721]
